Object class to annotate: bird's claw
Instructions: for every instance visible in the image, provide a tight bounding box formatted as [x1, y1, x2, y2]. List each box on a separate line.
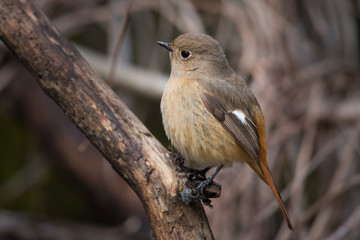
[197, 177, 213, 198]
[177, 166, 211, 180]
[180, 176, 221, 208]
[177, 164, 223, 207]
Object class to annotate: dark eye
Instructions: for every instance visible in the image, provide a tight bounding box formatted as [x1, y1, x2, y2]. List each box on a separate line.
[181, 51, 190, 59]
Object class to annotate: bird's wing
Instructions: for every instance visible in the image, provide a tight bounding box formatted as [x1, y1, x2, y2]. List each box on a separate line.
[201, 92, 262, 172]
[201, 92, 294, 230]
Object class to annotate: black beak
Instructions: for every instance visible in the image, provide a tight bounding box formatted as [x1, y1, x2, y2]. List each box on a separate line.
[157, 41, 173, 52]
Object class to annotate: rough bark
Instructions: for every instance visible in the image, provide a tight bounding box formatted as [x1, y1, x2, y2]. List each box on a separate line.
[0, 0, 214, 239]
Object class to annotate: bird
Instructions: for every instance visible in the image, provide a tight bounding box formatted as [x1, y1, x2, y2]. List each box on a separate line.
[157, 33, 293, 230]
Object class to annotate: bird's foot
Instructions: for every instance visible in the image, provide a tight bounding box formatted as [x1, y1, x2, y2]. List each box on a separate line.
[168, 147, 211, 180]
[180, 165, 224, 207]
[168, 148, 224, 207]
[197, 177, 221, 199]
[180, 178, 221, 208]
[178, 166, 211, 180]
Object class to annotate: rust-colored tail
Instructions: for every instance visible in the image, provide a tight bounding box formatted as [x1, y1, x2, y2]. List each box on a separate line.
[261, 158, 294, 230]
[251, 108, 293, 230]
[247, 157, 294, 230]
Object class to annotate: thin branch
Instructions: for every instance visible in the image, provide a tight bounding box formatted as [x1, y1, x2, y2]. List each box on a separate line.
[108, 0, 131, 87]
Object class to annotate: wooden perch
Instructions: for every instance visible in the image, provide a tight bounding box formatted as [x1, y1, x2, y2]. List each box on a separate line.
[0, 0, 214, 239]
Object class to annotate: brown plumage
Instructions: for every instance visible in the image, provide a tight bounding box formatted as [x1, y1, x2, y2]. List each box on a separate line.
[158, 33, 293, 230]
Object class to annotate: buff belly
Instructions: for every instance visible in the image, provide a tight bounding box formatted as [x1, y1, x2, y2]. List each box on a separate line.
[161, 78, 250, 169]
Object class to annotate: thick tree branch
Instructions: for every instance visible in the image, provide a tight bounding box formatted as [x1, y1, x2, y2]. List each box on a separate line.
[0, 0, 213, 239]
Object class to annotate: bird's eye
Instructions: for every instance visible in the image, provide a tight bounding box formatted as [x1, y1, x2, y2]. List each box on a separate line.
[181, 51, 190, 59]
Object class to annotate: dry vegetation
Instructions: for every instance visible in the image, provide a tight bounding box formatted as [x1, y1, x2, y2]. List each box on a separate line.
[0, 0, 359, 239]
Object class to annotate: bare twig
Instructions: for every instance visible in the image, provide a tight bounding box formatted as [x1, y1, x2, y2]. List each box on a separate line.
[108, 0, 131, 87]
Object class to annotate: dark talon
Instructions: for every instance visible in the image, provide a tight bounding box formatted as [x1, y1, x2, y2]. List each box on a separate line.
[197, 178, 212, 198]
[180, 164, 223, 207]
[196, 165, 224, 198]
[168, 147, 213, 180]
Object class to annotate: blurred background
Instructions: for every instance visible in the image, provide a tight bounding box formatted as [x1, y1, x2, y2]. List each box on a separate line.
[0, 0, 359, 239]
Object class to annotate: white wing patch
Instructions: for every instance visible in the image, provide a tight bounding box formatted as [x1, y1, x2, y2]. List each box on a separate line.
[232, 110, 247, 125]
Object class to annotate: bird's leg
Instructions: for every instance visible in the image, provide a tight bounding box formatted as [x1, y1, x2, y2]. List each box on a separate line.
[179, 165, 222, 207]
[169, 147, 212, 180]
[197, 165, 223, 198]
[170, 147, 222, 206]
[178, 166, 212, 180]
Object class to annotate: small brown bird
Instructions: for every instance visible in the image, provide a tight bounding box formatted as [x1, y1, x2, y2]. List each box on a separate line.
[157, 33, 293, 230]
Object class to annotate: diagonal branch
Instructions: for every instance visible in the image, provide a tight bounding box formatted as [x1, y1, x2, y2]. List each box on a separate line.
[0, 0, 213, 239]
